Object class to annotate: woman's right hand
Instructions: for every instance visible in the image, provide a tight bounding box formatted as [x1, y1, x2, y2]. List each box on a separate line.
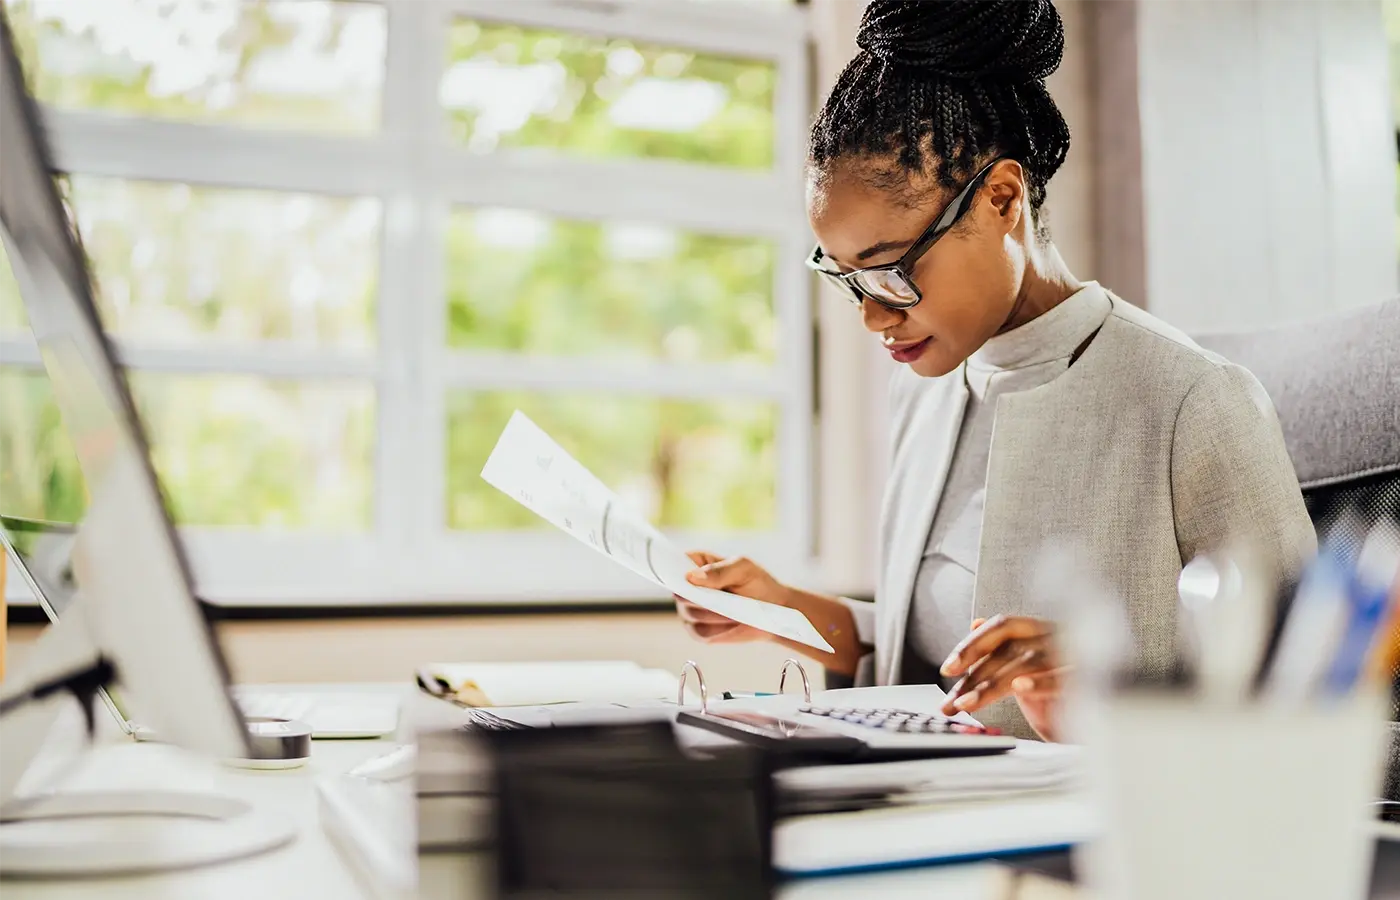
[674, 551, 791, 644]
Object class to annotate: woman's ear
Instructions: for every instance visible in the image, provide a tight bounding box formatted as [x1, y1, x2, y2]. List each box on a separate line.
[984, 160, 1026, 235]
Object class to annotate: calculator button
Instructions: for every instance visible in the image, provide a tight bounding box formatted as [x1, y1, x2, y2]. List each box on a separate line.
[882, 721, 908, 731]
[805, 707, 831, 716]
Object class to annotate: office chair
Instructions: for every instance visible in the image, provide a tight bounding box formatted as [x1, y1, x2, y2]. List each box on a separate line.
[1196, 298, 1400, 798]
[1194, 297, 1399, 561]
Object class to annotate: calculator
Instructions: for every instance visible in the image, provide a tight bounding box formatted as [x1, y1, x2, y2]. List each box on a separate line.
[676, 703, 1017, 762]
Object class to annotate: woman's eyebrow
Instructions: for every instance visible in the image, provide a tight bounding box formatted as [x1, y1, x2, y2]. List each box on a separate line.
[855, 238, 915, 262]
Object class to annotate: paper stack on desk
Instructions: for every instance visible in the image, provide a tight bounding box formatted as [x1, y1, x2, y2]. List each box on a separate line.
[703, 683, 1091, 874]
[777, 741, 1083, 815]
[481, 411, 833, 652]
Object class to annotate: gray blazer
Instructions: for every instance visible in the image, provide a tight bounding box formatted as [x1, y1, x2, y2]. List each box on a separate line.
[843, 288, 1317, 738]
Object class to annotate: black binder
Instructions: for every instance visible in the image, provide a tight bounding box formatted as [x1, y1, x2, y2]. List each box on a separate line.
[477, 719, 774, 899]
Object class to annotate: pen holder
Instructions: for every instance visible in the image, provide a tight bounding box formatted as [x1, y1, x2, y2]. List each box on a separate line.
[1075, 690, 1389, 900]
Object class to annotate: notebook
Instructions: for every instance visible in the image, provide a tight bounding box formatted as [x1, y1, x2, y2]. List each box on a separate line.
[415, 660, 681, 708]
[774, 793, 1096, 877]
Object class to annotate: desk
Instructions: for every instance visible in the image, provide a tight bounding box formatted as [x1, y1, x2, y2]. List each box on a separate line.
[8, 684, 1400, 900]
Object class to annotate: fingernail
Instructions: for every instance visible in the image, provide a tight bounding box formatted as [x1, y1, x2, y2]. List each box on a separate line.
[1012, 676, 1033, 693]
[953, 691, 978, 710]
[688, 569, 706, 583]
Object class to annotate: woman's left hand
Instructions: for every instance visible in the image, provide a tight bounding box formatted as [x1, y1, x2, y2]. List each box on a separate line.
[938, 615, 1068, 741]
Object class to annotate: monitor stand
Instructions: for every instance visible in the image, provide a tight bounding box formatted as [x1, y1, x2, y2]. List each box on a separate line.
[0, 607, 296, 878]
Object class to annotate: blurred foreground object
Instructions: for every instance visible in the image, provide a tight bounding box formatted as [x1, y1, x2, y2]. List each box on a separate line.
[479, 720, 773, 899]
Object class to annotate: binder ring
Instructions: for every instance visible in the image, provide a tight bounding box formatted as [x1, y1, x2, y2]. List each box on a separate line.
[778, 658, 812, 703]
[677, 660, 708, 713]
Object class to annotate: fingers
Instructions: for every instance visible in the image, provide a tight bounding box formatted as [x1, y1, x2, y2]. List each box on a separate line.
[674, 598, 736, 627]
[1012, 666, 1069, 699]
[686, 555, 762, 591]
[675, 599, 754, 644]
[940, 615, 1053, 678]
[685, 550, 723, 568]
[689, 622, 755, 643]
[942, 646, 1046, 715]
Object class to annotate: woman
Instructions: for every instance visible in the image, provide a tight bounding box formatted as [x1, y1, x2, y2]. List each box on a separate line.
[675, 0, 1315, 741]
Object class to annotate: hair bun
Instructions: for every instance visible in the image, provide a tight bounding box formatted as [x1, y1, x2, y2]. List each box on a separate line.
[856, 0, 1064, 83]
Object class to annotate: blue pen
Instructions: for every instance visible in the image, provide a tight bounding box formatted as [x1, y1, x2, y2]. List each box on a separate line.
[1264, 532, 1356, 703]
[721, 691, 778, 700]
[1324, 523, 1400, 695]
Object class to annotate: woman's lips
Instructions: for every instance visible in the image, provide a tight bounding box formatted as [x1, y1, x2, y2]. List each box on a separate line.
[888, 337, 933, 363]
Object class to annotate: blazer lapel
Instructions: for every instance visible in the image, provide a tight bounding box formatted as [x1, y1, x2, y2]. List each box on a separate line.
[876, 370, 969, 684]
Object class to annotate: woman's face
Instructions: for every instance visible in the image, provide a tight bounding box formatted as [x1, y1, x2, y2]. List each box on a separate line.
[807, 158, 1030, 379]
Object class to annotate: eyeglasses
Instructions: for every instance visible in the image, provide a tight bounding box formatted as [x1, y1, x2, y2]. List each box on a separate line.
[806, 158, 1005, 311]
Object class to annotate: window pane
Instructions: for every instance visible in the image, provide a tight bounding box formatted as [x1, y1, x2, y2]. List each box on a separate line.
[442, 19, 775, 169]
[7, 0, 387, 133]
[0, 369, 87, 523]
[446, 392, 776, 532]
[446, 208, 775, 364]
[68, 177, 379, 348]
[1388, 0, 1400, 135]
[131, 375, 374, 530]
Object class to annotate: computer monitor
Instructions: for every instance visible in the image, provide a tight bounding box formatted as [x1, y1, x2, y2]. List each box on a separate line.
[0, 516, 136, 736]
[0, 10, 247, 762]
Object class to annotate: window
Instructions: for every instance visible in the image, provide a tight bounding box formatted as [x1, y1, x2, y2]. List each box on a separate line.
[0, 0, 813, 606]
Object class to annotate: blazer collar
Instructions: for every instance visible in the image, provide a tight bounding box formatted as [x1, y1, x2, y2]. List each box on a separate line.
[876, 371, 969, 684]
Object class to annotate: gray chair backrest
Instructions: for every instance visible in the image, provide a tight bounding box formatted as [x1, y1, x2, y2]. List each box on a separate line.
[1194, 298, 1399, 553]
[1197, 299, 1400, 791]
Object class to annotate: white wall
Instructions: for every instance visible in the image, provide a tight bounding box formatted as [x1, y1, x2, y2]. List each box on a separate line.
[1131, 0, 1397, 330]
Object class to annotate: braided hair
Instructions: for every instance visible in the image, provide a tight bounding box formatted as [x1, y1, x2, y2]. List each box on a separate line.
[809, 0, 1071, 221]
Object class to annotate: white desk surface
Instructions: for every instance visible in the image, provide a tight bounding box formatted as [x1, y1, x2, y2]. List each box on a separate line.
[1, 683, 1024, 900]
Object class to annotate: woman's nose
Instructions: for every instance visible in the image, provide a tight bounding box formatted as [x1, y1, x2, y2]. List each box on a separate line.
[860, 296, 903, 333]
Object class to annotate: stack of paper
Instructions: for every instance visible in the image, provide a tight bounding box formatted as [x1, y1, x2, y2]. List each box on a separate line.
[776, 742, 1083, 814]
[481, 411, 832, 652]
[704, 684, 1080, 813]
[775, 794, 1096, 877]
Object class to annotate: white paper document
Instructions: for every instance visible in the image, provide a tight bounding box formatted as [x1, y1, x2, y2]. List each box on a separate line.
[481, 411, 834, 652]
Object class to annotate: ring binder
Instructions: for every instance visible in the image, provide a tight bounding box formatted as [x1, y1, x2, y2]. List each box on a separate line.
[678, 660, 709, 712]
[677, 658, 814, 713]
[779, 658, 812, 703]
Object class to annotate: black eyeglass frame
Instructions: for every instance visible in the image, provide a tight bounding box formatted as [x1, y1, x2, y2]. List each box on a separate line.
[806, 157, 1007, 311]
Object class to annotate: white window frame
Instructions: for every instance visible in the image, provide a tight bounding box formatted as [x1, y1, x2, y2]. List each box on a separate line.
[1, 0, 819, 608]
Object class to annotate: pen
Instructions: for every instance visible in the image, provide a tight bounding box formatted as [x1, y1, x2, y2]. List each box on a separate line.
[1325, 521, 1400, 695]
[1264, 535, 1355, 703]
[721, 691, 778, 700]
[1366, 565, 1400, 682]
